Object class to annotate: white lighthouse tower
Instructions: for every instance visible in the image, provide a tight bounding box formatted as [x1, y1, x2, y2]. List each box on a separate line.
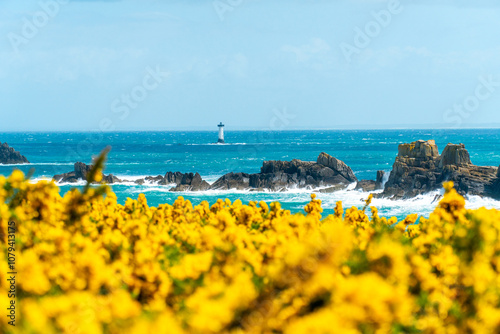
[217, 122, 225, 144]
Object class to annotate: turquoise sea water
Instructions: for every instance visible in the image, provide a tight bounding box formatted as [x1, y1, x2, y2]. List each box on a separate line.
[1, 129, 499, 219]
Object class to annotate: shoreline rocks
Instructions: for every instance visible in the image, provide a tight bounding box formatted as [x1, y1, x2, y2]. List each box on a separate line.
[53, 162, 121, 184]
[0, 142, 29, 164]
[355, 171, 386, 192]
[52, 152, 358, 193]
[169, 172, 210, 191]
[209, 153, 357, 191]
[382, 140, 499, 199]
[49, 143, 500, 201]
[130, 172, 211, 191]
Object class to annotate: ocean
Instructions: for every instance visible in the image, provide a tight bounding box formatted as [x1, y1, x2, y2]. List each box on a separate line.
[1, 129, 499, 220]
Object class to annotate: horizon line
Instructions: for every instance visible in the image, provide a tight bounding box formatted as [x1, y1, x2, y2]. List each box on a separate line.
[1, 127, 500, 133]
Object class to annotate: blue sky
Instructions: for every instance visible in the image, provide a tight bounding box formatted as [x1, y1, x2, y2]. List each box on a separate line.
[1, 0, 500, 131]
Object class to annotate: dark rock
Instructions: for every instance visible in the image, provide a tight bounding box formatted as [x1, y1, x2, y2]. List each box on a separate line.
[376, 171, 386, 187]
[356, 171, 386, 192]
[490, 177, 500, 200]
[191, 173, 209, 189]
[381, 140, 498, 199]
[441, 165, 498, 197]
[210, 153, 355, 192]
[134, 173, 174, 186]
[74, 162, 92, 180]
[0, 142, 29, 164]
[317, 152, 357, 182]
[170, 172, 210, 191]
[355, 180, 378, 192]
[210, 172, 251, 190]
[53, 162, 121, 184]
[53, 172, 78, 183]
[102, 174, 121, 184]
[131, 171, 210, 191]
[165, 172, 184, 184]
[492, 166, 500, 199]
[318, 184, 349, 193]
[144, 175, 166, 185]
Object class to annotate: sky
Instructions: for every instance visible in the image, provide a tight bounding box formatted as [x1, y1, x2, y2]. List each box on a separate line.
[1, 0, 500, 131]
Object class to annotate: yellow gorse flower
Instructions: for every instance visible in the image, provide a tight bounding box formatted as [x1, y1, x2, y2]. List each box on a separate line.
[1, 158, 500, 333]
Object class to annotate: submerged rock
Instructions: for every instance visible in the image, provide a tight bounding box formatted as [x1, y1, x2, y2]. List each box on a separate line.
[0, 142, 29, 164]
[318, 184, 349, 193]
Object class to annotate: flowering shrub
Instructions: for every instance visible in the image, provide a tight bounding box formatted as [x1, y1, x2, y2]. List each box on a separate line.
[1, 159, 500, 333]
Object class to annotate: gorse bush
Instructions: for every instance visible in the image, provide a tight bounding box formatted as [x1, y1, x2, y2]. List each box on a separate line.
[1, 155, 500, 333]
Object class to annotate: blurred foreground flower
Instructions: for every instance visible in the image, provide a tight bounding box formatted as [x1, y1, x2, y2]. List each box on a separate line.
[1, 156, 500, 333]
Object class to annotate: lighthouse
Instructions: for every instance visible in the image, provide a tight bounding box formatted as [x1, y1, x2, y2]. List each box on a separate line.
[217, 122, 225, 144]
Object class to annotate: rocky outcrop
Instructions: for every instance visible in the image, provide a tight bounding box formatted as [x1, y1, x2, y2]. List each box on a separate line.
[439, 143, 472, 168]
[355, 171, 386, 192]
[382, 140, 499, 199]
[50, 144, 498, 199]
[441, 165, 498, 198]
[490, 166, 500, 200]
[210, 172, 251, 190]
[169, 172, 210, 191]
[377, 170, 386, 187]
[102, 174, 122, 184]
[317, 152, 357, 182]
[165, 172, 185, 185]
[210, 153, 357, 191]
[134, 175, 167, 185]
[53, 162, 121, 184]
[134, 172, 210, 191]
[0, 142, 29, 164]
[382, 140, 440, 199]
[53, 165, 211, 190]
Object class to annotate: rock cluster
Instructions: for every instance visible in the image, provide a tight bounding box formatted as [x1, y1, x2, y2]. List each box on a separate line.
[53, 162, 121, 184]
[355, 171, 386, 192]
[134, 172, 210, 191]
[209, 153, 357, 191]
[168, 172, 210, 191]
[382, 140, 499, 199]
[0, 142, 29, 164]
[49, 143, 500, 200]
